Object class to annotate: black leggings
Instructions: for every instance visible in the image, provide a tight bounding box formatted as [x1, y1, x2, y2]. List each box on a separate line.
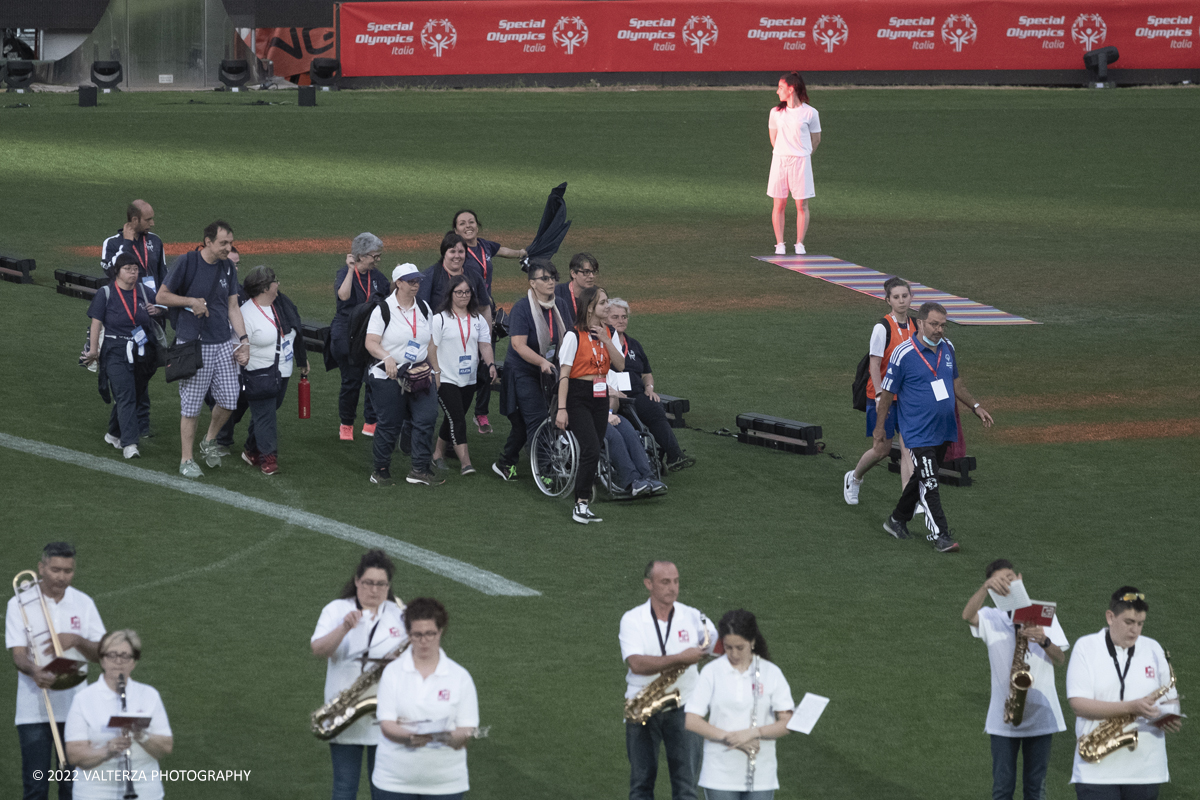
[437, 382, 477, 447]
[566, 379, 608, 502]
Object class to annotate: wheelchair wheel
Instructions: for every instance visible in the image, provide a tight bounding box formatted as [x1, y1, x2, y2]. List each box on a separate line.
[530, 418, 579, 498]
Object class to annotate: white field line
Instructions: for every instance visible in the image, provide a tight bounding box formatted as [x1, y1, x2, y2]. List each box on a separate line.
[0, 433, 539, 597]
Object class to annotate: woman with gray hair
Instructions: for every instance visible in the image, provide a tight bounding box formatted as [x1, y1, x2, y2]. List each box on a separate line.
[239, 265, 307, 475]
[332, 233, 390, 441]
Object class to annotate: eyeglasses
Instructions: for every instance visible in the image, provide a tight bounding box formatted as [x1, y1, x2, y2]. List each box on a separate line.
[573, 269, 596, 276]
[102, 652, 134, 663]
[408, 630, 440, 640]
[451, 290, 472, 296]
[359, 579, 389, 589]
[1119, 592, 1146, 602]
[531, 276, 555, 283]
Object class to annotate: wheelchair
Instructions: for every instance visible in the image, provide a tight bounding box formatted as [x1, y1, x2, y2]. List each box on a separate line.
[529, 372, 663, 501]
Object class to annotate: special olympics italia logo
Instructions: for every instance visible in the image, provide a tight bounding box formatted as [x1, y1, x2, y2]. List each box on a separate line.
[941, 14, 978, 52]
[812, 15, 849, 53]
[682, 16, 719, 54]
[553, 16, 588, 54]
[421, 19, 457, 56]
[1071, 14, 1107, 49]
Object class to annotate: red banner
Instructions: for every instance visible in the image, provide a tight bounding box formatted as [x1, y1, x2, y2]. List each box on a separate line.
[335, 0, 1198, 76]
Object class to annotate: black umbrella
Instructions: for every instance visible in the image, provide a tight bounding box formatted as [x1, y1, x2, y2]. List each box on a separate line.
[521, 182, 572, 272]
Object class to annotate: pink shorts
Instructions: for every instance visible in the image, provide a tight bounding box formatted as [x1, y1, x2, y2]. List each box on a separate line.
[767, 154, 815, 200]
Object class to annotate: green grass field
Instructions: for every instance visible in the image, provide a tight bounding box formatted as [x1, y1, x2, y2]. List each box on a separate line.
[1, 85, 1198, 799]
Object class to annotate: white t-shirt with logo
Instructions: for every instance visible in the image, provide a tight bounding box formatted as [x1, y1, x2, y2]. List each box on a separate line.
[429, 311, 491, 388]
[64, 677, 172, 800]
[240, 299, 297, 378]
[6, 586, 105, 725]
[310, 598, 407, 746]
[971, 606, 1070, 737]
[685, 655, 795, 791]
[372, 648, 479, 795]
[619, 599, 718, 702]
[769, 103, 821, 157]
[1067, 629, 1179, 785]
[368, 295, 431, 380]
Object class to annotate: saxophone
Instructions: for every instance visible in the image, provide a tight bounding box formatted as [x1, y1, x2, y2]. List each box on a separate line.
[624, 627, 712, 726]
[311, 639, 410, 740]
[1078, 651, 1177, 763]
[1003, 626, 1034, 726]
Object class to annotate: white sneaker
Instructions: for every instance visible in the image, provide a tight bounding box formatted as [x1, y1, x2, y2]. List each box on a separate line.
[104, 433, 121, 449]
[572, 502, 602, 524]
[795, 243, 806, 255]
[843, 471, 861, 505]
[774, 243, 786, 255]
[123, 444, 140, 459]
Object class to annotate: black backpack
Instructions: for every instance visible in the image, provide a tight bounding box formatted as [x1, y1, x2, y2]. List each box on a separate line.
[851, 316, 896, 412]
[346, 297, 430, 369]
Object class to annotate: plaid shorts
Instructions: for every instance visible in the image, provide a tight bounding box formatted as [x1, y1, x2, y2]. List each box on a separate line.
[179, 340, 240, 416]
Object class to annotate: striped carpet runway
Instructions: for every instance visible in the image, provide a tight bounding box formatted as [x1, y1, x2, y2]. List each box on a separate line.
[755, 254, 1039, 326]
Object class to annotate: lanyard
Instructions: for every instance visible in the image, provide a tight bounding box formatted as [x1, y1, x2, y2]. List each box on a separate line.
[466, 244, 489, 281]
[399, 305, 417, 338]
[652, 606, 675, 656]
[570, 289, 579, 317]
[1105, 630, 1136, 700]
[253, 300, 280, 333]
[455, 313, 471, 350]
[353, 269, 370, 301]
[618, 332, 629, 358]
[545, 308, 558, 344]
[913, 340, 942, 377]
[129, 236, 148, 272]
[115, 285, 139, 327]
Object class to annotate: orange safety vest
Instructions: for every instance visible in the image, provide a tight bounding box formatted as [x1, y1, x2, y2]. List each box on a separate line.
[567, 330, 611, 380]
[866, 314, 913, 400]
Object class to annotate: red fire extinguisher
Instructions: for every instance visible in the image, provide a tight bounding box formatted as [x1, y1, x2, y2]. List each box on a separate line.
[298, 376, 311, 419]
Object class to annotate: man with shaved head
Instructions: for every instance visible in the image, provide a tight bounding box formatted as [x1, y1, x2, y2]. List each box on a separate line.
[102, 200, 167, 295]
[619, 560, 717, 800]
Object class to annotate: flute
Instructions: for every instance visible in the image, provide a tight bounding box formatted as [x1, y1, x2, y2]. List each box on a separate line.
[117, 674, 138, 799]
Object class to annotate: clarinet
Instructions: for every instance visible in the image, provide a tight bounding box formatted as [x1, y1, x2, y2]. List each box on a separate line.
[745, 656, 761, 792]
[117, 674, 138, 799]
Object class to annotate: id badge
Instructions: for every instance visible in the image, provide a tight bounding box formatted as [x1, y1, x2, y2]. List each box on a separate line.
[458, 354, 473, 375]
[131, 326, 148, 347]
[545, 345, 557, 362]
[931, 378, 949, 401]
[403, 340, 420, 362]
[281, 338, 294, 363]
[593, 380, 607, 398]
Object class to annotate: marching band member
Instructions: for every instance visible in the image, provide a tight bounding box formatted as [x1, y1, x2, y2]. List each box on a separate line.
[372, 597, 478, 800]
[1066, 587, 1182, 800]
[64, 630, 173, 800]
[6, 542, 106, 800]
[620, 561, 718, 800]
[311, 550, 407, 800]
[685, 610, 794, 800]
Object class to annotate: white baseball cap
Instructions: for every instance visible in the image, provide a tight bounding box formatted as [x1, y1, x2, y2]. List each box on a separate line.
[392, 263, 424, 282]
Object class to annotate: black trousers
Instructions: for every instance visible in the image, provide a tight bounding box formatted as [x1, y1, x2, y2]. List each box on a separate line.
[633, 392, 683, 462]
[893, 442, 951, 537]
[473, 365, 492, 417]
[437, 382, 477, 447]
[338, 362, 376, 426]
[567, 379, 608, 502]
[499, 369, 548, 468]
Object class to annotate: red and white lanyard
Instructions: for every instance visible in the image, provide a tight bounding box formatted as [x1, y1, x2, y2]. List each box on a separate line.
[253, 300, 279, 332]
[466, 244, 488, 282]
[455, 313, 471, 350]
[913, 341, 942, 377]
[399, 306, 417, 338]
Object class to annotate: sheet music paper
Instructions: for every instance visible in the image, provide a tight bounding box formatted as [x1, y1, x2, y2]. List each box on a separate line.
[786, 693, 829, 735]
[606, 370, 632, 391]
[988, 578, 1031, 612]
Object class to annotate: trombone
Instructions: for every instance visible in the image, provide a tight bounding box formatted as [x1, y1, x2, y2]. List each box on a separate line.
[12, 570, 87, 768]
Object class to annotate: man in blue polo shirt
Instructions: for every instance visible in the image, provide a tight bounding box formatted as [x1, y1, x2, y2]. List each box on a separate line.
[874, 302, 993, 553]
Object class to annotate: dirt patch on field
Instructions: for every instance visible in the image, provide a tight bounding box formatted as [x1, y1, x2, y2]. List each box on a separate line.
[996, 418, 1200, 444]
[988, 389, 1200, 412]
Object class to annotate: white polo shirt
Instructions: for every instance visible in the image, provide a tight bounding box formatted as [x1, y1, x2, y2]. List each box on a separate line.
[311, 598, 407, 746]
[429, 311, 491, 388]
[619, 600, 718, 702]
[241, 299, 297, 377]
[372, 648, 479, 795]
[971, 607, 1069, 737]
[6, 586, 105, 725]
[685, 655, 794, 792]
[368, 294, 431, 380]
[1067, 629, 1179, 785]
[64, 677, 172, 800]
